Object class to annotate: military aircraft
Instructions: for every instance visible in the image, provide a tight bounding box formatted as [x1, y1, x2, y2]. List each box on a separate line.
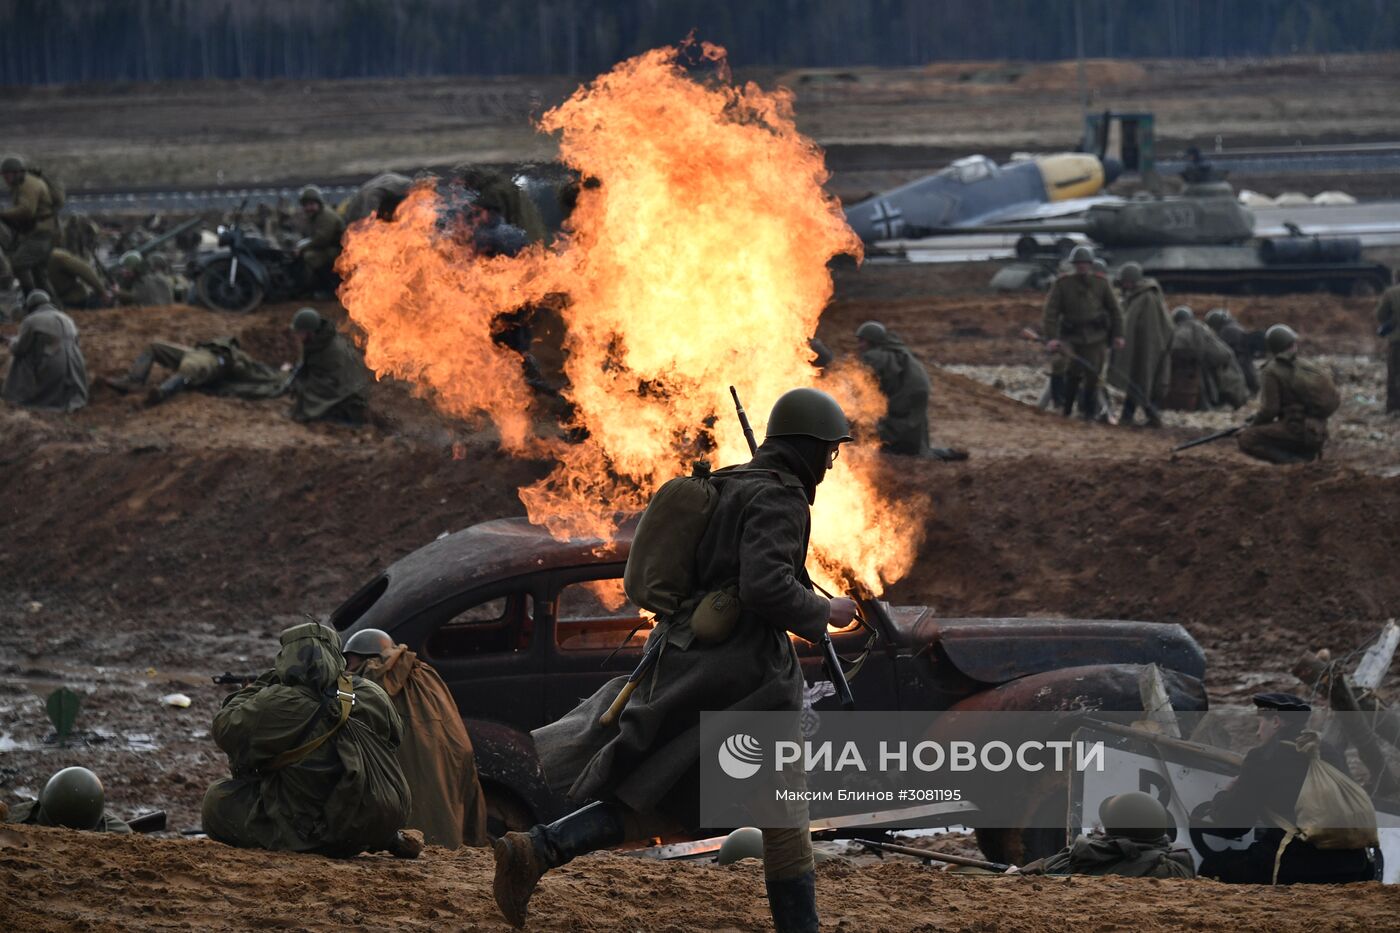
[844, 153, 1116, 244]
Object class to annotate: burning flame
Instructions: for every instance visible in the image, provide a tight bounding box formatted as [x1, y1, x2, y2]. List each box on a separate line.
[338, 40, 926, 596]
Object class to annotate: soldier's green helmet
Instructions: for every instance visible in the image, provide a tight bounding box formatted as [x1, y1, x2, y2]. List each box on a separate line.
[343, 628, 393, 658]
[1265, 323, 1298, 355]
[1117, 261, 1142, 285]
[1, 154, 25, 174]
[1098, 791, 1173, 842]
[1205, 308, 1229, 330]
[299, 185, 325, 205]
[119, 250, 143, 271]
[40, 766, 105, 830]
[1172, 305, 1194, 324]
[717, 826, 765, 864]
[764, 387, 853, 444]
[291, 307, 322, 333]
[24, 289, 51, 310]
[1069, 245, 1095, 264]
[855, 321, 886, 343]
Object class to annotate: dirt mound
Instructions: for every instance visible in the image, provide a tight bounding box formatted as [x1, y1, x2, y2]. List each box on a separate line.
[1018, 59, 1149, 91]
[3, 824, 1397, 931]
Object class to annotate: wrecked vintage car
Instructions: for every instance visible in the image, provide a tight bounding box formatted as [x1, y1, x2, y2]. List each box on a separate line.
[330, 516, 1206, 860]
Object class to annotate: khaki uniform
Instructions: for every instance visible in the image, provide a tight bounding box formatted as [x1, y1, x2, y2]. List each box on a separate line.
[291, 318, 372, 422]
[1042, 271, 1122, 416]
[300, 207, 346, 280]
[859, 330, 931, 455]
[1020, 832, 1194, 878]
[116, 271, 175, 307]
[2, 304, 88, 411]
[1237, 350, 1336, 464]
[48, 248, 107, 309]
[1107, 278, 1173, 420]
[1375, 285, 1400, 413]
[134, 337, 284, 397]
[361, 646, 490, 848]
[1, 172, 58, 295]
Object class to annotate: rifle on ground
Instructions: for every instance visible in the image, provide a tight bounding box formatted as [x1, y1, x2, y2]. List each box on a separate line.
[730, 385, 856, 711]
[858, 838, 1010, 872]
[212, 672, 258, 687]
[1172, 424, 1244, 452]
[127, 810, 168, 833]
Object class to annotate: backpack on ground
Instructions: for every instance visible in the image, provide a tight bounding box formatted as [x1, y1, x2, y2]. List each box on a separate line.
[1269, 730, 1378, 883]
[1292, 359, 1341, 418]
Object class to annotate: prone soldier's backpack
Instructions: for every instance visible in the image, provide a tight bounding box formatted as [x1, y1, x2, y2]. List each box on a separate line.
[30, 167, 66, 211]
[1290, 359, 1341, 418]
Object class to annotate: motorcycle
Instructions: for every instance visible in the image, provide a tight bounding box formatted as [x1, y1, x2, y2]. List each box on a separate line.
[189, 201, 303, 313]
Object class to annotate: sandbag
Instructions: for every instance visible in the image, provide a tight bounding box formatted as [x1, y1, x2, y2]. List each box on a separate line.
[1271, 731, 1378, 883]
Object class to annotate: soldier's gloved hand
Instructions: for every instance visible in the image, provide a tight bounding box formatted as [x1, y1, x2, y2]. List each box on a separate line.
[1045, 339, 1062, 352]
[827, 597, 857, 626]
[1113, 337, 1126, 350]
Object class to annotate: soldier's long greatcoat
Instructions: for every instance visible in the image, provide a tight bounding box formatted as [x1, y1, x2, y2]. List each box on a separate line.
[860, 329, 931, 455]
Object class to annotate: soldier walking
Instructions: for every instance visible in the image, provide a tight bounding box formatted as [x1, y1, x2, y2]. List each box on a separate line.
[495, 388, 858, 931]
[1042, 245, 1123, 420]
[1107, 262, 1172, 427]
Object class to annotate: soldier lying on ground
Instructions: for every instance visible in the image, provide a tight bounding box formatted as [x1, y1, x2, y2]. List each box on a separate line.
[287, 307, 372, 424]
[104, 335, 285, 406]
[201, 622, 422, 859]
[2, 290, 88, 412]
[5, 767, 131, 834]
[343, 628, 491, 849]
[1019, 792, 1193, 878]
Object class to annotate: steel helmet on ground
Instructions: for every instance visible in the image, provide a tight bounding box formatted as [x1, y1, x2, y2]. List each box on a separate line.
[39, 766, 105, 830]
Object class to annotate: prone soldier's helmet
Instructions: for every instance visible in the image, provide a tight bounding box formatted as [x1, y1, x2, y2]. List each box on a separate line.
[717, 826, 765, 864]
[24, 290, 52, 311]
[1205, 308, 1230, 330]
[1068, 245, 1095, 265]
[1265, 323, 1298, 355]
[1098, 791, 1172, 842]
[39, 766, 105, 830]
[119, 250, 144, 271]
[764, 387, 853, 444]
[343, 628, 393, 659]
[1116, 261, 1142, 285]
[1172, 305, 1194, 324]
[291, 307, 323, 333]
[1, 154, 25, 174]
[855, 321, 886, 343]
[299, 185, 325, 205]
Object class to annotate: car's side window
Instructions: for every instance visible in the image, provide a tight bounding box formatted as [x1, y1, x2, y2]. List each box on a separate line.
[426, 593, 533, 658]
[555, 577, 651, 652]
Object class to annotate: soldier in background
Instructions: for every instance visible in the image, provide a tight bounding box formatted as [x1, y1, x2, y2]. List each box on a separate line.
[1374, 279, 1400, 414]
[0, 154, 59, 298]
[113, 251, 174, 307]
[1236, 325, 1339, 464]
[1205, 307, 1261, 398]
[1019, 792, 1193, 878]
[5, 767, 130, 834]
[343, 628, 491, 849]
[1042, 245, 1123, 420]
[105, 335, 285, 406]
[1107, 262, 1172, 427]
[856, 320, 966, 460]
[48, 248, 112, 309]
[296, 186, 346, 296]
[287, 307, 371, 424]
[2, 290, 88, 412]
[1166, 306, 1248, 411]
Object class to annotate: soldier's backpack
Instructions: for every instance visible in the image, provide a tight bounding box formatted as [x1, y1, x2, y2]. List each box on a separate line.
[1269, 731, 1378, 883]
[30, 167, 66, 211]
[623, 461, 791, 644]
[1291, 358, 1341, 418]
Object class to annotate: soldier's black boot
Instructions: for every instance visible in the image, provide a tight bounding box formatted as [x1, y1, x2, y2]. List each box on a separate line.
[765, 870, 819, 933]
[1048, 374, 1066, 410]
[1078, 385, 1097, 421]
[493, 801, 626, 928]
[1060, 375, 1079, 417]
[1121, 397, 1137, 425]
[104, 351, 155, 394]
[144, 374, 188, 406]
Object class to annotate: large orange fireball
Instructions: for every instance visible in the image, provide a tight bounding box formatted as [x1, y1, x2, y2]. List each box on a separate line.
[338, 40, 926, 596]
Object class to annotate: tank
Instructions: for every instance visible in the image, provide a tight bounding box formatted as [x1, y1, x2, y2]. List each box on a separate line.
[990, 181, 1392, 297]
